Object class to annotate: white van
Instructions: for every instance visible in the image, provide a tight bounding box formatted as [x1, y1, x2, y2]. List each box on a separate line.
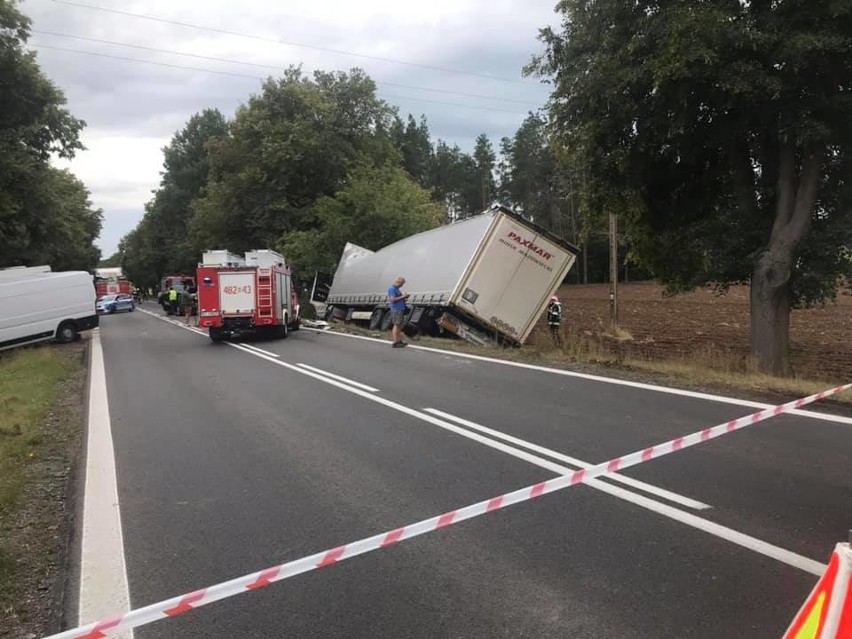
[0, 270, 99, 351]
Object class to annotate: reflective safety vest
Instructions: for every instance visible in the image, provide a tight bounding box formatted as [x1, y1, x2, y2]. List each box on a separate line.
[168, 289, 178, 301]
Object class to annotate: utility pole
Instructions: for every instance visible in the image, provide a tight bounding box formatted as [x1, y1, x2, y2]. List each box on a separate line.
[609, 212, 619, 331]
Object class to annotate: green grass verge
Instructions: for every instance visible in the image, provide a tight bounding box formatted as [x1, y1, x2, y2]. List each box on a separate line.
[0, 346, 77, 626]
[0, 348, 73, 511]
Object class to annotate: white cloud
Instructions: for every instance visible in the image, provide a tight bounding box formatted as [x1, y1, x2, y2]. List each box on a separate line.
[55, 130, 167, 210]
[24, 0, 560, 254]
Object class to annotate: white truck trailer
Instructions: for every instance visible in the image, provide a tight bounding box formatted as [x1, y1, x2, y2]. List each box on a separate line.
[325, 204, 579, 345]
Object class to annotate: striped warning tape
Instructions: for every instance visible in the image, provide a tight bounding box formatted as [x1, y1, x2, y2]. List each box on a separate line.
[45, 382, 852, 639]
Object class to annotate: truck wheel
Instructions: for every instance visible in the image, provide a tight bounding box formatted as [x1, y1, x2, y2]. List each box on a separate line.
[278, 322, 289, 339]
[209, 328, 225, 343]
[380, 310, 394, 331]
[369, 308, 384, 330]
[56, 322, 78, 344]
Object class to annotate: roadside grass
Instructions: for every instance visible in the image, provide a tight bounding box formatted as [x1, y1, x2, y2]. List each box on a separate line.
[326, 322, 852, 404]
[0, 345, 80, 631]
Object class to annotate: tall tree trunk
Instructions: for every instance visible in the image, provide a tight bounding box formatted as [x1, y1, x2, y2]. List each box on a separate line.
[750, 251, 793, 375]
[749, 141, 822, 375]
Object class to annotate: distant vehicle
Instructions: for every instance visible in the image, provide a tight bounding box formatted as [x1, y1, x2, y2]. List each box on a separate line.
[94, 267, 131, 297]
[96, 293, 136, 314]
[0, 268, 98, 351]
[158, 275, 197, 315]
[197, 249, 300, 342]
[325, 203, 579, 345]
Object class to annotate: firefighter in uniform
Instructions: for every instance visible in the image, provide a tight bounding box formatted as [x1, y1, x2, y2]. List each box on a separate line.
[546, 295, 563, 347]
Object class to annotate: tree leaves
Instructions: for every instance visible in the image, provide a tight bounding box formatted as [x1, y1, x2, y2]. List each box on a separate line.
[0, 0, 96, 271]
[279, 163, 445, 275]
[531, 0, 852, 304]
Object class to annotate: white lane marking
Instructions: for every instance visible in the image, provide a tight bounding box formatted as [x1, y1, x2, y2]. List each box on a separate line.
[240, 344, 281, 358]
[301, 327, 852, 426]
[573, 475, 825, 576]
[146, 313, 827, 575]
[423, 408, 711, 510]
[225, 344, 824, 575]
[296, 363, 379, 392]
[79, 331, 133, 637]
[138, 308, 207, 336]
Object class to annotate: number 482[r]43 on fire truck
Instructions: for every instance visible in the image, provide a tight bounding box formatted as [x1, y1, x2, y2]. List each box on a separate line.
[196, 249, 300, 342]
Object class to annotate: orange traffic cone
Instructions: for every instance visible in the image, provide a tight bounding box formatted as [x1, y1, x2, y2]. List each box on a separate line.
[784, 542, 852, 639]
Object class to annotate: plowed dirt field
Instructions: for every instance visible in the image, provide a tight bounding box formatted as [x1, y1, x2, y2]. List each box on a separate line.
[550, 283, 851, 382]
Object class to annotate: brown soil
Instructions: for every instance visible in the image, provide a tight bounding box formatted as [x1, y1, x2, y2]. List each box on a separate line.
[549, 282, 852, 382]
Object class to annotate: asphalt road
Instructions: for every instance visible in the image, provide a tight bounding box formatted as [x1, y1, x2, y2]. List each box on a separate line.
[94, 305, 852, 638]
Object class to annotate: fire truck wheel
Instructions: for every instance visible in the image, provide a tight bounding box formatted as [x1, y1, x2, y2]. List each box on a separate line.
[278, 322, 289, 339]
[209, 328, 225, 343]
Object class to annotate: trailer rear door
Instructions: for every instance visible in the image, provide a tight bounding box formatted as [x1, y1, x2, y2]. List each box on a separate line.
[453, 214, 576, 343]
[219, 271, 255, 315]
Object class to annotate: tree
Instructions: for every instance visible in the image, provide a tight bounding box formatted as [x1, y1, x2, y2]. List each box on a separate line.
[99, 251, 122, 268]
[472, 133, 496, 210]
[498, 114, 554, 222]
[428, 140, 480, 219]
[191, 68, 400, 253]
[391, 114, 433, 187]
[279, 163, 445, 275]
[498, 113, 584, 246]
[38, 168, 102, 272]
[131, 109, 228, 281]
[0, 0, 94, 269]
[530, 0, 852, 375]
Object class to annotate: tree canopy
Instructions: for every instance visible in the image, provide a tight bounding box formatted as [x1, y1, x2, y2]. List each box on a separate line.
[119, 108, 227, 286]
[0, 0, 100, 272]
[279, 163, 445, 275]
[189, 68, 401, 254]
[530, 0, 852, 374]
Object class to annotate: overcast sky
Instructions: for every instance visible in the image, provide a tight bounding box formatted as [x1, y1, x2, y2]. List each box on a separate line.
[24, 0, 559, 256]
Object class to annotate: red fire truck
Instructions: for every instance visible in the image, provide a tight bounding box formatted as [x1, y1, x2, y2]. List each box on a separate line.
[94, 268, 131, 297]
[196, 250, 300, 342]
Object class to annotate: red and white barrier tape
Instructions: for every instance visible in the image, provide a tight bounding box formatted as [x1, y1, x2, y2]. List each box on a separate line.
[46, 383, 851, 639]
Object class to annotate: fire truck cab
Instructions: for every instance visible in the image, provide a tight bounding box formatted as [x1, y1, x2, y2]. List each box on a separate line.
[196, 249, 300, 343]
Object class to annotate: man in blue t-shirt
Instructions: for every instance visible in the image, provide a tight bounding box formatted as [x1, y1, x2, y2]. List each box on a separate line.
[387, 276, 410, 348]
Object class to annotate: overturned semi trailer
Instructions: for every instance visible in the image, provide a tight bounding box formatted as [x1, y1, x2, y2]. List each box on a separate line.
[325, 204, 579, 345]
